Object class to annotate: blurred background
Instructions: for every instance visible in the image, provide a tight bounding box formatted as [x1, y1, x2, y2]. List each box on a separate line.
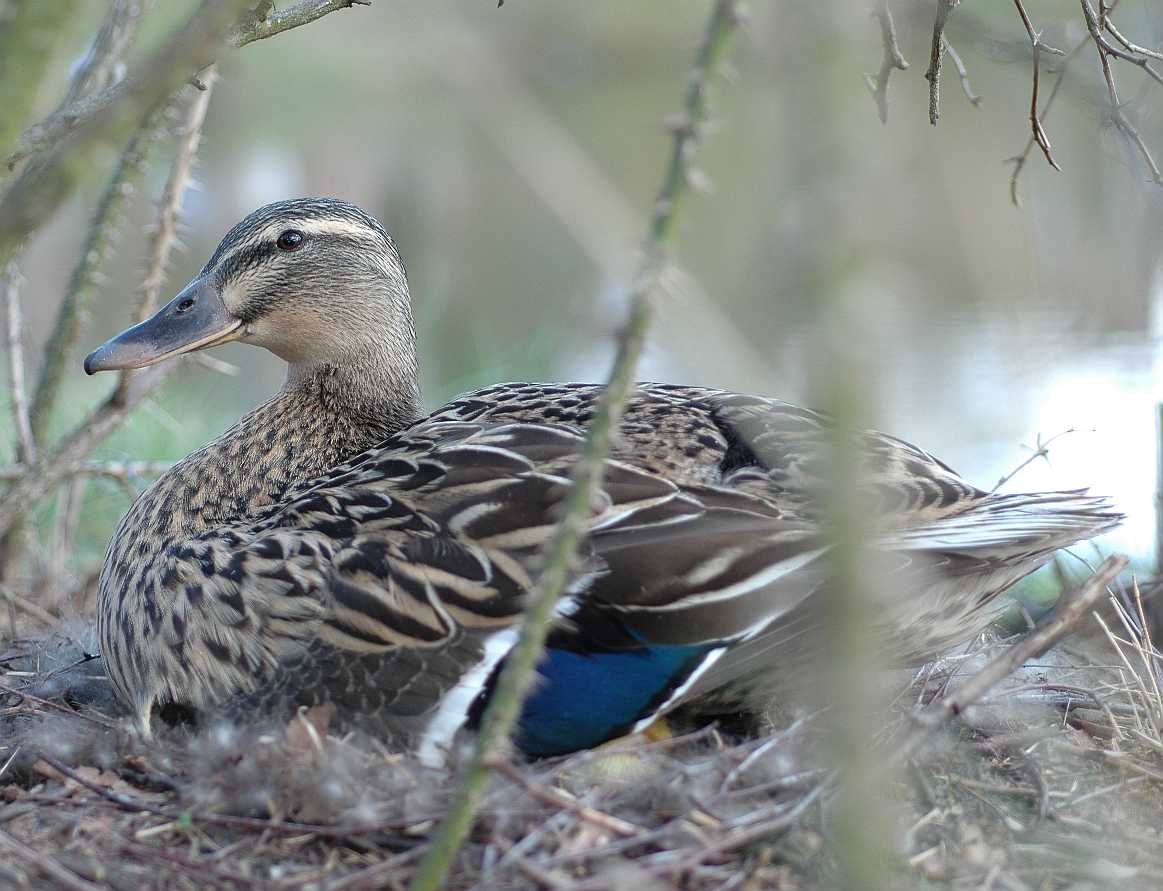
[5, 0, 1163, 591]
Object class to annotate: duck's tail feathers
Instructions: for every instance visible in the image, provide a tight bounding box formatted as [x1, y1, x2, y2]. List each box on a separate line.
[881, 489, 1122, 560]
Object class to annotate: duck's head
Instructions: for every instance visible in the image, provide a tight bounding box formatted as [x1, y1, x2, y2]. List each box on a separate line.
[84, 198, 417, 387]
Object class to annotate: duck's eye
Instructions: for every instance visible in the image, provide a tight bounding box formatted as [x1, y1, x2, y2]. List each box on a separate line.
[276, 230, 305, 251]
[176, 297, 195, 313]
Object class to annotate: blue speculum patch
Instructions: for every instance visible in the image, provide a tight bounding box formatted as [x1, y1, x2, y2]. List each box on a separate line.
[513, 643, 714, 757]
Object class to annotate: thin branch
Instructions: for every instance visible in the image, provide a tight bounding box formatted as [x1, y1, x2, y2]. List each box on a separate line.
[6, 0, 370, 171]
[116, 66, 218, 403]
[0, 460, 172, 483]
[3, 0, 144, 171]
[0, 825, 104, 891]
[897, 554, 1128, 762]
[485, 757, 645, 838]
[2, 263, 35, 464]
[925, 0, 958, 126]
[0, 583, 62, 629]
[1008, 34, 1088, 206]
[407, 4, 743, 890]
[0, 77, 217, 538]
[865, 2, 909, 125]
[0, 0, 371, 269]
[1079, 0, 1163, 184]
[1013, 0, 1063, 174]
[29, 106, 169, 444]
[990, 427, 1081, 493]
[1105, 16, 1163, 62]
[231, 0, 371, 47]
[944, 39, 981, 106]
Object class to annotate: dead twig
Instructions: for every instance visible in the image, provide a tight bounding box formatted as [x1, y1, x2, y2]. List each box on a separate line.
[1008, 34, 1087, 206]
[865, 2, 909, 124]
[944, 39, 981, 106]
[1012, 0, 1065, 175]
[1079, 0, 1163, 184]
[897, 554, 1128, 762]
[0, 824, 104, 891]
[991, 427, 1082, 492]
[0, 461, 173, 484]
[0, 584, 62, 629]
[485, 757, 644, 838]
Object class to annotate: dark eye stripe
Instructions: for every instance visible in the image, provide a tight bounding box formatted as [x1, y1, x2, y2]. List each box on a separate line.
[215, 242, 279, 285]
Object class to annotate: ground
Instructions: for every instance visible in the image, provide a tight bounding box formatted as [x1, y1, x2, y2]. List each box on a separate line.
[3, 597, 1163, 890]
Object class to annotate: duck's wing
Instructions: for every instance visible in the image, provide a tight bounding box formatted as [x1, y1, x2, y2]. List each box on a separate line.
[163, 420, 825, 753]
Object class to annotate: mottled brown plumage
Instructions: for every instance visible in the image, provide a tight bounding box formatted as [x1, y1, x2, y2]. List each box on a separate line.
[86, 198, 1120, 758]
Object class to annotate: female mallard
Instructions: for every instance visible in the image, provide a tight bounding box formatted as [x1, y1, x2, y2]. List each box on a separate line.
[85, 198, 1119, 759]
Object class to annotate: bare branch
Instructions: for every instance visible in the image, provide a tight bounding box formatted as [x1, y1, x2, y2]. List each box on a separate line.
[28, 107, 170, 445]
[3, 263, 35, 464]
[6, 1, 145, 171]
[1008, 35, 1087, 206]
[944, 38, 981, 106]
[0, 77, 218, 539]
[924, 0, 958, 126]
[1078, 0, 1163, 185]
[115, 67, 218, 404]
[0, 0, 371, 268]
[408, 4, 744, 890]
[0, 461, 172, 483]
[1013, 0, 1063, 173]
[0, 825, 103, 891]
[865, 2, 909, 125]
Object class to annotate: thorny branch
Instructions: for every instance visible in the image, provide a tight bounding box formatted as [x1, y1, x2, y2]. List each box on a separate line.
[0, 0, 371, 268]
[407, 4, 744, 890]
[29, 112, 169, 445]
[115, 67, 218, 405]
[0, 3, 370, 557]
[0, 80, 217, 540]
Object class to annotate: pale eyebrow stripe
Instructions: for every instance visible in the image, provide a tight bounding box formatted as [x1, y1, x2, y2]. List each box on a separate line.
[252, 218, 377, 243]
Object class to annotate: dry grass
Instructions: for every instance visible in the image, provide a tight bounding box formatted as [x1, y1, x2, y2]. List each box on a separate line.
[4, 584, 1163, 890]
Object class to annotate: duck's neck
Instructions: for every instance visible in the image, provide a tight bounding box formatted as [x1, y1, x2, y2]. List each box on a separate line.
[127, 349, 422, 543]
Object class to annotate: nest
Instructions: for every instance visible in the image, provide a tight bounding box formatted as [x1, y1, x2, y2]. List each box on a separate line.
[4, 590, 1163, 890]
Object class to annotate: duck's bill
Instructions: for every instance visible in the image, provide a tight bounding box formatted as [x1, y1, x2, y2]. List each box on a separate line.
[84, 277, 243, 374]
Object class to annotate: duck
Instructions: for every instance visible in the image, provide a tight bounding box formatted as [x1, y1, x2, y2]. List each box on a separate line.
[84, 197, 1120, 760]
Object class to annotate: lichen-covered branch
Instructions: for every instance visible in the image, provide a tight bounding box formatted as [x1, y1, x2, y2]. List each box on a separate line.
[407, 4, 743, 890]
[231, 0, 371, 47]
[924, 0, 958, 126]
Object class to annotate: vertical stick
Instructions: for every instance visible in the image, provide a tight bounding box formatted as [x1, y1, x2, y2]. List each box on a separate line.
[407, 5, 743, 890]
